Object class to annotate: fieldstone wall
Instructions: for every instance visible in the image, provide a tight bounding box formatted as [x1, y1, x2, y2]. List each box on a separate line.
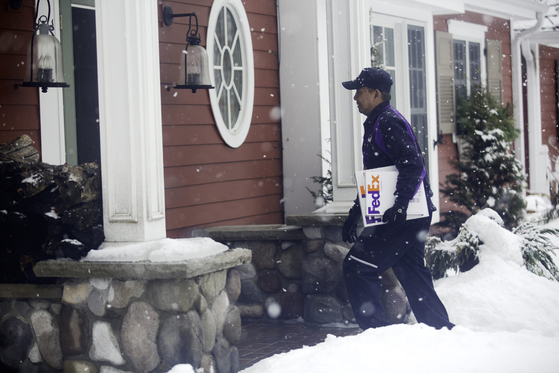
[0, 249, 251, 373]
[196, 216, 409, 326]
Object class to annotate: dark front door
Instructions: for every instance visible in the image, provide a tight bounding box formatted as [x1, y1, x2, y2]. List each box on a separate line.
[72, 6, 100, 165]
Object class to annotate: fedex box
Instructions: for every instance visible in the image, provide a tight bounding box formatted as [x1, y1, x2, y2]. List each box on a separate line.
[356, 166, 428, 227]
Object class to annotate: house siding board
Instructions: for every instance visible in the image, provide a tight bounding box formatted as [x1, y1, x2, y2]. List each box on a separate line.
[242, 1, 277, 16]
[166, 211, 284, 238]
[160, 0, 283, 236]
[254, 50, 279, 70]
[162, 103, 214, 125]
[163, 142, 281, 168]
[0, 1, 41, 155]
[165, 159, 282, 189]
[166, 194, 283, 231]
[161, 86, 211, 106]
[539, 45, 559, 172]
[163, 123, 279, 146]
[0, 54, 29, 80]
[165, 177, 282, 209]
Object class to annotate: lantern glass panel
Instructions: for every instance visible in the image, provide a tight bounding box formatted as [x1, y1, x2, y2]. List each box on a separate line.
[24, 24, 66, 84]
[178, 44, 212, 87]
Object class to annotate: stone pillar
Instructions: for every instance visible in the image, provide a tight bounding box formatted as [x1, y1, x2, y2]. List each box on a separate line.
[95, 0, 166, 242]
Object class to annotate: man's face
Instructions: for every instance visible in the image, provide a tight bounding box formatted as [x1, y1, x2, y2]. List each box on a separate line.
[354, 87, 380, 116]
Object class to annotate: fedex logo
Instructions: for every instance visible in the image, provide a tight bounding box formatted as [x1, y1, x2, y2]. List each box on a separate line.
[365, 215, 382, 224]
[360, 179, 382, 224]
[366, 174, 381, 215]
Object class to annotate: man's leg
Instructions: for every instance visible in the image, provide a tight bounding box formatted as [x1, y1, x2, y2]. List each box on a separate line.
[343, 244, 391, 329]
[342, 219, 425, 329]
[391, 221, 454, 329]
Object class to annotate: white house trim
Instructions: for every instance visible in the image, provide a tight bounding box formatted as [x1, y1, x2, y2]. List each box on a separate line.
[95, 0, 166, 242]
[37, 0, 66, 165]
[207, 0, 255, 149]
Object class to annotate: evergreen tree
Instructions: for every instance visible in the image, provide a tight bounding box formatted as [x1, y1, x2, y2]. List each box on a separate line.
[439, 88, 525, 233]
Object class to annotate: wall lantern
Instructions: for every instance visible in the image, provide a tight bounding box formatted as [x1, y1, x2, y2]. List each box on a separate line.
[163, 6, 214, 93]
[15, 0, 69, 93]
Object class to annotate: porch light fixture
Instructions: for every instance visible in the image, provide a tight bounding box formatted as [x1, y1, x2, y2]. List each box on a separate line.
[163, 6, 214, 93]
[15, 0, 69, 93]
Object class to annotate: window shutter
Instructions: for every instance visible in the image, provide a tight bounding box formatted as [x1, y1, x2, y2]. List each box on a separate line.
[436, 31, 455, 133]
[556, 59, 559, 140]
[486, 39, 503, 104]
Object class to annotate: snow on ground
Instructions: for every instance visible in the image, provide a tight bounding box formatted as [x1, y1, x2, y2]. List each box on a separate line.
[162, 196, 559, 373]
[81, 237, 228, 262]
[237, 196, 559, 373]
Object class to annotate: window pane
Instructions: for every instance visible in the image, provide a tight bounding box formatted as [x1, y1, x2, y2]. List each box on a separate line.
[219, 87, 228, 126]
[454, 40, 467, 100]
[234, 70, 243, 100]
[385, 28, 394, 67]
[216, 8, 225, 46]
[230, 89, 240, 127]
[223, 49, 232, 86]
[408, 25, 428, 163]
[214, 67, 222, 92]
[469, 42, 481, 87]
[373, 26, 384, 64]
[213, 45, 221, 67]
[226, 9, 236, 47]
[232, 37, 242, 67]
[371, 24, 396, 105]
[387, 68, 396, 106]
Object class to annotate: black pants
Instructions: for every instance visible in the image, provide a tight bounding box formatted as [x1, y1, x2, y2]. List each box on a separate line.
[343, 216, 454, 330]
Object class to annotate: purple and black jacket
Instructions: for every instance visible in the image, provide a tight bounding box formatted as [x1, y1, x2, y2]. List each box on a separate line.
[361, 101, 436, 213]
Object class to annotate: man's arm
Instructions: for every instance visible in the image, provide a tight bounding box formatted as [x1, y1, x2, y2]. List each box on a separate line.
[379, 111, 425, 208]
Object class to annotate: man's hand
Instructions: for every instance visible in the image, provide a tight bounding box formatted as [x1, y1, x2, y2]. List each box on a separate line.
[382, 203, 407, 226]
[342, 204, 361, 243]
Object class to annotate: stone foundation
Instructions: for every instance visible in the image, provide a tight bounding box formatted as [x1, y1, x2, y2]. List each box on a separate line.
[195, 215, 409, 326]
[0, 248, 250, 373]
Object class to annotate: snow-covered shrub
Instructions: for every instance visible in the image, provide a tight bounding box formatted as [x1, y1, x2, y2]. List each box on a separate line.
[513, 222, 559, 282]
[426, 209, 559, 282]
[426, 224, 480, 280]
[439, 87, 525, 234]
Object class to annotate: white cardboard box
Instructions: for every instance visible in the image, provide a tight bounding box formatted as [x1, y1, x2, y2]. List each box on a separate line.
[356, 166, 429, 227]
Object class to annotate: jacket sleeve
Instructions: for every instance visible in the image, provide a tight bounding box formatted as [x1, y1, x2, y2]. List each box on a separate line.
[378, 112, 425, 207]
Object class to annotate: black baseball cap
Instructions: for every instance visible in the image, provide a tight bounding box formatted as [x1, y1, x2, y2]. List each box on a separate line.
[342, 67, 393, 92]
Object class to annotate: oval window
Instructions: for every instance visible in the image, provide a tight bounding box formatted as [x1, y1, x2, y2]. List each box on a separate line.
[207, 0, 254, 148]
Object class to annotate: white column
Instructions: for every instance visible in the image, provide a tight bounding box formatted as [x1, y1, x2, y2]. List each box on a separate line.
[95, 0, 166, 242]
[524, 42, 548, 195]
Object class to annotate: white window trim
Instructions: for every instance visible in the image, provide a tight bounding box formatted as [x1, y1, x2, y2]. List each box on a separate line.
[448, 19, 488, 90]
[367, 13, 440, 223]
[206, 0, 254, 149]
[37, 0, 66, 165]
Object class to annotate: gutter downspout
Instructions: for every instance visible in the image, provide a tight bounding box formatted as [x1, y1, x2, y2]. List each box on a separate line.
[511, 12, 544, 190]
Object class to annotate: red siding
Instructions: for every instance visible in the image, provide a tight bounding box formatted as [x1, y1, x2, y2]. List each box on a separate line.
[0, 0, 41, 154]
[159, 0, 283, 237]
[433, 11, 512, 215]
[539, 45, 559, 175]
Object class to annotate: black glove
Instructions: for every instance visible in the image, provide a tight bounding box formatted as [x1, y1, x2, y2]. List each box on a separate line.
[342, 203, 361, 243]
[382, 203, 407, 226]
